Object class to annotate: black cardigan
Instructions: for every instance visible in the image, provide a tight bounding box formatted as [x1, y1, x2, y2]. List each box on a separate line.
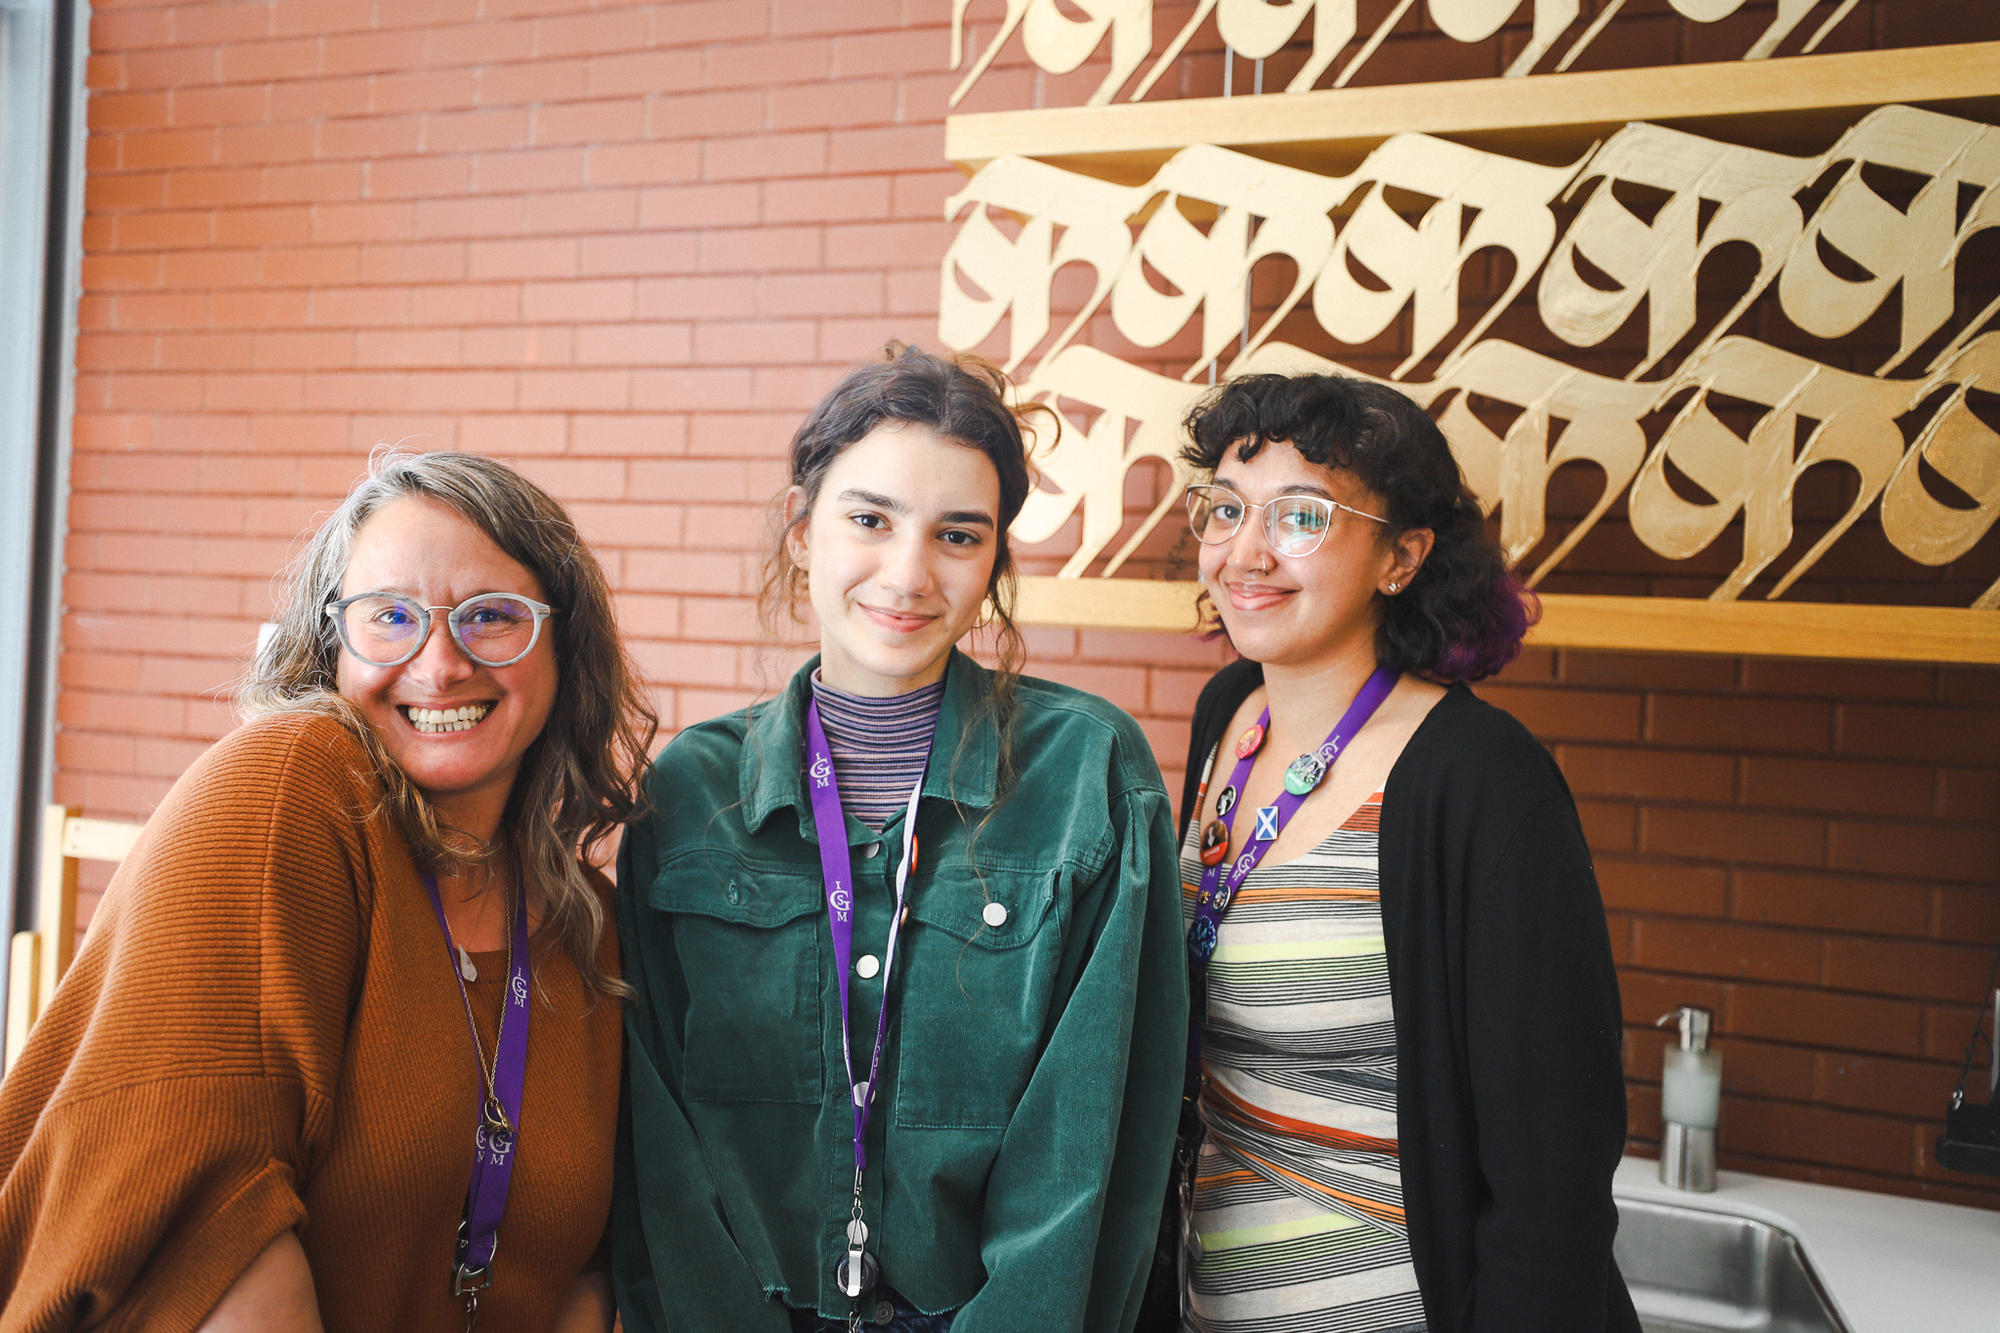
[1181, 660, 1640, 1333]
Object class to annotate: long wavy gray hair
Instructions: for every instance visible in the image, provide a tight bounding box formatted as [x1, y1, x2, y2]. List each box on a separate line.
[239, 448, 657, 998]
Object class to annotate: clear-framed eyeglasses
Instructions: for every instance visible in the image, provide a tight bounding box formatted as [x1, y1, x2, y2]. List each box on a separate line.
[1184, 483, 1388, 558]
[325, 592, 559, 669]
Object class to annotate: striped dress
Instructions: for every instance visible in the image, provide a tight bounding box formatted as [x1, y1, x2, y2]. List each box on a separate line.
[1179, 748, 1426, 1332]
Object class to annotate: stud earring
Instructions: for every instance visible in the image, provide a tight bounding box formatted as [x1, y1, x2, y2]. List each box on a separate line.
[1387, 581, 1402, 594]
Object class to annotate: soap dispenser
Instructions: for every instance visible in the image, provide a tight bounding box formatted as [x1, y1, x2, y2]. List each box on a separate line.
[1655, 1005, 1720, 1191]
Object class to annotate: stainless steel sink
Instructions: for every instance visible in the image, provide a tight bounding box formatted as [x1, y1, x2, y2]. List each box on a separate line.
[1614, 1197, 1851, 1333]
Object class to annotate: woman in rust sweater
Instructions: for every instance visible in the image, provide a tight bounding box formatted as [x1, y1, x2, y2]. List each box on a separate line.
[0, 451, 655, 1333]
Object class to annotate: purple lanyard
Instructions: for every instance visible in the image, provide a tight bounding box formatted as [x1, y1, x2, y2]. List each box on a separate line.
[803, 697, 931, 1303]
[1186, 664, 1400, 976]
[420, 871, 531, 1308]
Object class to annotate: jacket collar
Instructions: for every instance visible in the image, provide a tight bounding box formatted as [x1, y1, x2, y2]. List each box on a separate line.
[741, 649, 1001, 837]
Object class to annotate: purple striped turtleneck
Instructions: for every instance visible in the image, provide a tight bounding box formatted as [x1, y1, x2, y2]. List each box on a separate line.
[808, 672, 945, 830]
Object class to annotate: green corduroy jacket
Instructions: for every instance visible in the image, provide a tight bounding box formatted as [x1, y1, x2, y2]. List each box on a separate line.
[611, 651, 1188, 1332]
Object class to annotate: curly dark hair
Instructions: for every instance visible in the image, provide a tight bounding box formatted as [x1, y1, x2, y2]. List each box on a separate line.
[1180, 372, 1536, 682]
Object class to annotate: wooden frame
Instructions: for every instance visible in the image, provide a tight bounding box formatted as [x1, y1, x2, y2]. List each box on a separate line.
[949, 0, 1884, 110]
[1017, 578, 2000, 664]
[947, 41, 2000, 171]
[955, 43, 2000, 662]
[4, 806, 142, 1071]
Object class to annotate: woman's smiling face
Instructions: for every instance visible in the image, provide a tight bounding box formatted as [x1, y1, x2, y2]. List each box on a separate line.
[789, 421, 1002, 697]
[1197, 439, 1404, 674]
[334, 495, 558, 839]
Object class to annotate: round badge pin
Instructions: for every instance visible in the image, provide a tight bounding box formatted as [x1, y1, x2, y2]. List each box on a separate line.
[1187, 918, 1218, 961]
[1215, 784, 1239, 817]
[1233, 723, 1265, 759]
[1199, 820, 1230, 867]
[1212, 882, 1233, 912]
[1283, 752, 1327, 795]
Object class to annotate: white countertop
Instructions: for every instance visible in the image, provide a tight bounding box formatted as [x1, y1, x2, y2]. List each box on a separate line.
[1613, 1155, 2000, 1331]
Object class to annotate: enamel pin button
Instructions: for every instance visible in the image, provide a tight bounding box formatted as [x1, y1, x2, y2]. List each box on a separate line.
[1199, 820, 1230, 867]
[1283, 752, 1327, 796]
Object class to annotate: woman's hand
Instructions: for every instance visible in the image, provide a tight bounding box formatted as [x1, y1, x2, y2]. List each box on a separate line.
[552, 1269, 615, 1332]
[196, 1232, 325, 1332]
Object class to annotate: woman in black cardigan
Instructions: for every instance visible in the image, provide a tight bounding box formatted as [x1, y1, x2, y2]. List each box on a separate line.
[1162, 373, 1638, 1332]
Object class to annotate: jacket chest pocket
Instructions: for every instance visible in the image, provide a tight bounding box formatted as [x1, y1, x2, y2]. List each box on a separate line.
[892, 868, 1058, 1130]
[651, 855, 824, 1104]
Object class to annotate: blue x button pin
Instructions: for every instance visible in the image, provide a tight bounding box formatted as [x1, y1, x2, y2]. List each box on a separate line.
[1253, 805, 1280, 841]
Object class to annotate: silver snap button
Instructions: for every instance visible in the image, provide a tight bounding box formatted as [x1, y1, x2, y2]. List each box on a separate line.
[981, 901, 1008, 928]
[855, 953, 881, 979]
[861, 842, 881, 859]
[871, 1299, 896, 1325]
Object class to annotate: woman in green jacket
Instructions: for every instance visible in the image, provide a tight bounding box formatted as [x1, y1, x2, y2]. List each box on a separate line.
[611, 345, 1188, 1333]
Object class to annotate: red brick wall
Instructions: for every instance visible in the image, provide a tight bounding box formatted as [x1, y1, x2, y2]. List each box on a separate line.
[62, 0, 1999, 1209]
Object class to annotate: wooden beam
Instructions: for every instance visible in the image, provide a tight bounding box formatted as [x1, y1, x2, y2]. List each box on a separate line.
[947, 41, 2000, 173]
[60, 815, 143, 863]
[4, 933, 40, 1073]
[1018, 577, 1206, 633]
[1017, 578, 2000, 664]
[35, 805, 76, 1021]
[1529, 595, 2000, 665]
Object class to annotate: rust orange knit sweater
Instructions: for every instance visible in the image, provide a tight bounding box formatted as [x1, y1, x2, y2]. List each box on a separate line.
[0, 711, 622, 1332]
